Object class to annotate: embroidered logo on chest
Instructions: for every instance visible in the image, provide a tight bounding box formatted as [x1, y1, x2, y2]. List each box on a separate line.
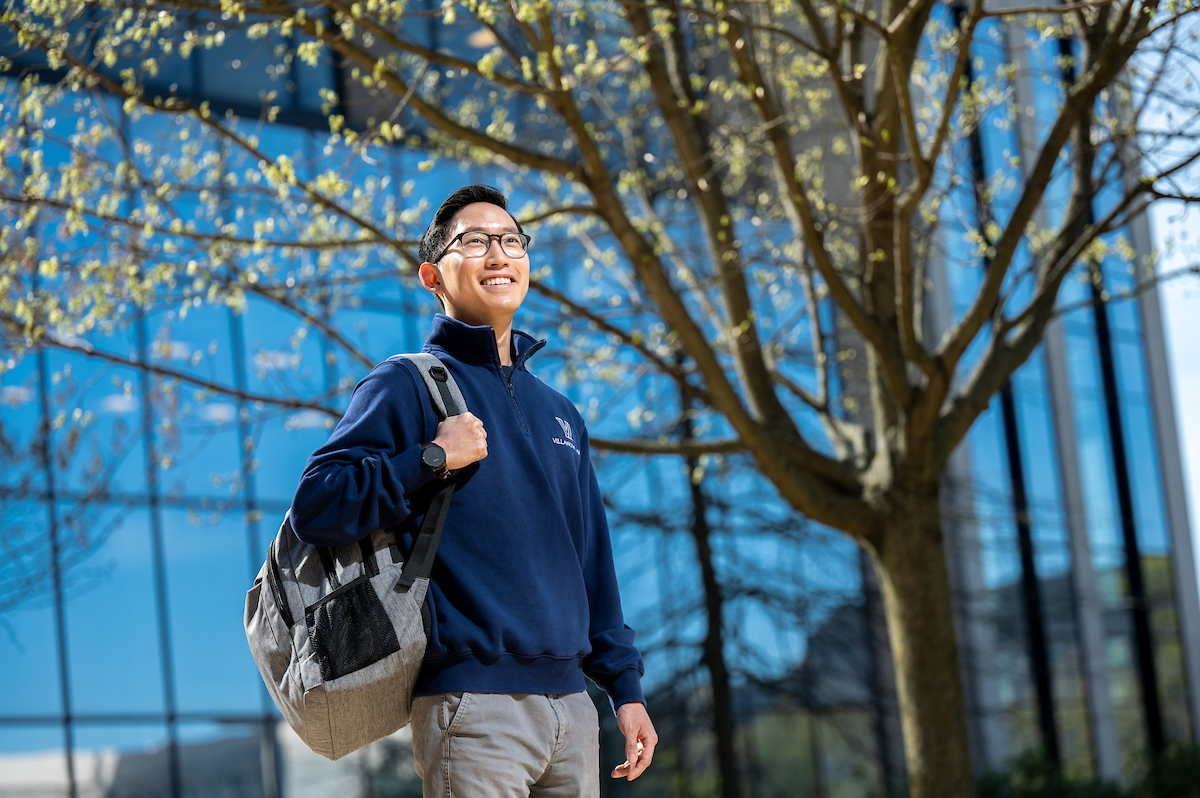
[553, 416, 581, 455]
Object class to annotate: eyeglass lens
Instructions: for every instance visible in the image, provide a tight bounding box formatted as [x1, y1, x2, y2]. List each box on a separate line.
[460, 232, 528, 257]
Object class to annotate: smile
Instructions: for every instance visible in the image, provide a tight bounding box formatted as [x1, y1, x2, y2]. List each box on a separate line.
[481, 277, 515, 286]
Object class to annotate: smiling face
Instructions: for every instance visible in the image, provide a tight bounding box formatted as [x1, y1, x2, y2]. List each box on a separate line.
[419, 202, 530, 331]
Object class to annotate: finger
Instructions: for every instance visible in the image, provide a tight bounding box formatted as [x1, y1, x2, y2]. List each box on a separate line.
[629, 741, 654, 780]
[610, 761, 630, 779]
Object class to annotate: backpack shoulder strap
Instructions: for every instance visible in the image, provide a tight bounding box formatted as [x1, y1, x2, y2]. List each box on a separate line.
[390, 353, 466, 419]
[382, 353, 466, 590]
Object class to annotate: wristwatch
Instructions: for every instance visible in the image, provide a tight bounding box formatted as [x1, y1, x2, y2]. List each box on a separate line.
[420, 442, 450, 479]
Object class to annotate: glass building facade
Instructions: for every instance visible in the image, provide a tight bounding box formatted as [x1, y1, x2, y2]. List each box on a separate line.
[925, 9, 1200, 785]
[1, 5, 1198, 798]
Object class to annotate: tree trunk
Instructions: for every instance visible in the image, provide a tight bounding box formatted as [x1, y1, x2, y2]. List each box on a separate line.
[868, 486, 976, 798]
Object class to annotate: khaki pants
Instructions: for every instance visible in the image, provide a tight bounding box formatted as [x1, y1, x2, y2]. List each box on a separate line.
[411, 692, 600, 798]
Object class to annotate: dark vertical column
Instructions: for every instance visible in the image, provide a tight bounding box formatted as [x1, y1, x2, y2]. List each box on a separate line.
[135, 313, 182, 798]
[952, 1, 1060, 760]
[1089, 275, 1165, 755]
[120, 105, 181, 797]
[1053, 33, 1166, 756]
[23, 82, 78, 797]
[678, 364, 739, 798]
[34, 303, 77, 798]
[999, 383, 1061, 763]
[222, 129, 282, 798]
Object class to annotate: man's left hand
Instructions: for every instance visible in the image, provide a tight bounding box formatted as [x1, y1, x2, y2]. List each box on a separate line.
[611, 702, 657, 781]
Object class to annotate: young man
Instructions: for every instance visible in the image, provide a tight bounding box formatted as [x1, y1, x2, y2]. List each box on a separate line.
[289, 185, 656, 796]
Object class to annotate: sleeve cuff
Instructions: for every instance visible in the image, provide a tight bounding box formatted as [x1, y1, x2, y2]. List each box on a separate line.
[606, 668, 645, 713]
[391, 443, 438, 496]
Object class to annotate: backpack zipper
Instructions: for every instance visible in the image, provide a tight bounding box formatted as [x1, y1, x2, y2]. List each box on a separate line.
[266, 539, 295, 628]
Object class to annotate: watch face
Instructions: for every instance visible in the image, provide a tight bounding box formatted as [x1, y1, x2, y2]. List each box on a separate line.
[422, 444, 447, 469]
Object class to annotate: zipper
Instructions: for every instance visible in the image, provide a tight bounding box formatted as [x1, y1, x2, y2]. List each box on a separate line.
[305, 573, 370, 612]
[266, 539, 295, 628]
[503, 337, 544, 436]
[504, 369, 529, 434]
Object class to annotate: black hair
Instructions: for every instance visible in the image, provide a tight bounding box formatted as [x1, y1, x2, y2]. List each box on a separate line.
[418, 184, 523, 265]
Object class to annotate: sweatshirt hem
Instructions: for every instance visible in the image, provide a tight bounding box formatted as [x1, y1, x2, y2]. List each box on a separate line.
[413, 653, 586, 697]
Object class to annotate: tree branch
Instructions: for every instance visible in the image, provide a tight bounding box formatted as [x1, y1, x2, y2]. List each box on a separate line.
[622, 0, 796, 433]
[590, 436, 746, 456]
[0, 317, 343, 418]
[933, 13, 1141, 375]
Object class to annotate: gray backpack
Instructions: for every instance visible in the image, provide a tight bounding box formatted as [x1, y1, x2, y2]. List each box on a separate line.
[244, 354, 465, 760]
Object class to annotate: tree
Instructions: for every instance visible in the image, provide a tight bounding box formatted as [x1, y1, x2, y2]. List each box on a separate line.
[2, 0, 1198, 795]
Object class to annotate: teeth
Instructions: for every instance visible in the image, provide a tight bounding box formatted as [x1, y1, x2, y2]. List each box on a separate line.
[482, 277, 513, 285]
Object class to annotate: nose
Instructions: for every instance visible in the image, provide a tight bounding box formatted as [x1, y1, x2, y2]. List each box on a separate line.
[483, 237, 508, 263]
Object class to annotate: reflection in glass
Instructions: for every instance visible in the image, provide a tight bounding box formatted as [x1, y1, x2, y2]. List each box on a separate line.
[0, 503, 63, 718]
[71, 723, 170, 798]
[44, 346, 148, 499]
[0, 726, 68, 797]
[162, 509, 262, 714]
[0, 355, 44, 492]
[142, 304, 243, 502]
[178, 722, 268, 798]
[63, 507, 166, 715]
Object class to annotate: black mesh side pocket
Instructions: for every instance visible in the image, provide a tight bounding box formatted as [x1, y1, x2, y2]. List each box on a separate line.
[306, 575, 401, 682]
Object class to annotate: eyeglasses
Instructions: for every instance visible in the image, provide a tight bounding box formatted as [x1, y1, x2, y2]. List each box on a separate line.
[434, 231, 532, 262]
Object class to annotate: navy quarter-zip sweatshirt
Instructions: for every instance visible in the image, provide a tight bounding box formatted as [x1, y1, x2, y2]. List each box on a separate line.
[289, 314, 645, 708]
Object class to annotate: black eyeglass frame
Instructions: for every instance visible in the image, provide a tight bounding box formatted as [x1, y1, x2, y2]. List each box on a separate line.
[432, 231, 532, 263]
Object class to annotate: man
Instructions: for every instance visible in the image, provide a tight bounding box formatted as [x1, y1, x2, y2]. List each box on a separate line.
[289, 185, 656, 796]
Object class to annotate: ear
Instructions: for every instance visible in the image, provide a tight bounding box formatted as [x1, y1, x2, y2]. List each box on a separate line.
[418, 262, 442, 294]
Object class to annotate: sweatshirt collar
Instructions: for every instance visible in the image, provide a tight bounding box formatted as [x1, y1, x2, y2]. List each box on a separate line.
[423, 313, 546, 371]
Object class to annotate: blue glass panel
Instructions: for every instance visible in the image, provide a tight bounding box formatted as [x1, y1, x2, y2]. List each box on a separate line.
[0, 502, 63, 718]
[1023, 34, 1074, 228]
[251, 121, 314, 168]
[237, 297, 327, 401]
[45, 340, 149, 499]
[142, 41, 198, 99]
[252, 412, 336, 506]
[139, 305, 242, 501]
[197, 28, 291, 110]
[325, 307, 410, 375]
[1109, 296, 1142, 340]
[1012, 351, 1072, 579]
[72, 723, 170, 796]
[967, 402, 1021, 590]
[1, 355, 43, 492]
[0, 726, 68, 796]
[162, 509, 261, 714]
[63, 507, 166, 715]
[1122, 400, 1169, 555]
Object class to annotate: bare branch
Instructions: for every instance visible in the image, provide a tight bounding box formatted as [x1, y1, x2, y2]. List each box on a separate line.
[980, 0, 1118, 18]
[590, 436, 746, 456]
[0, 193, 387, 250]
[933, 13, 1141, 374]
[0, 317, 343, 418]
